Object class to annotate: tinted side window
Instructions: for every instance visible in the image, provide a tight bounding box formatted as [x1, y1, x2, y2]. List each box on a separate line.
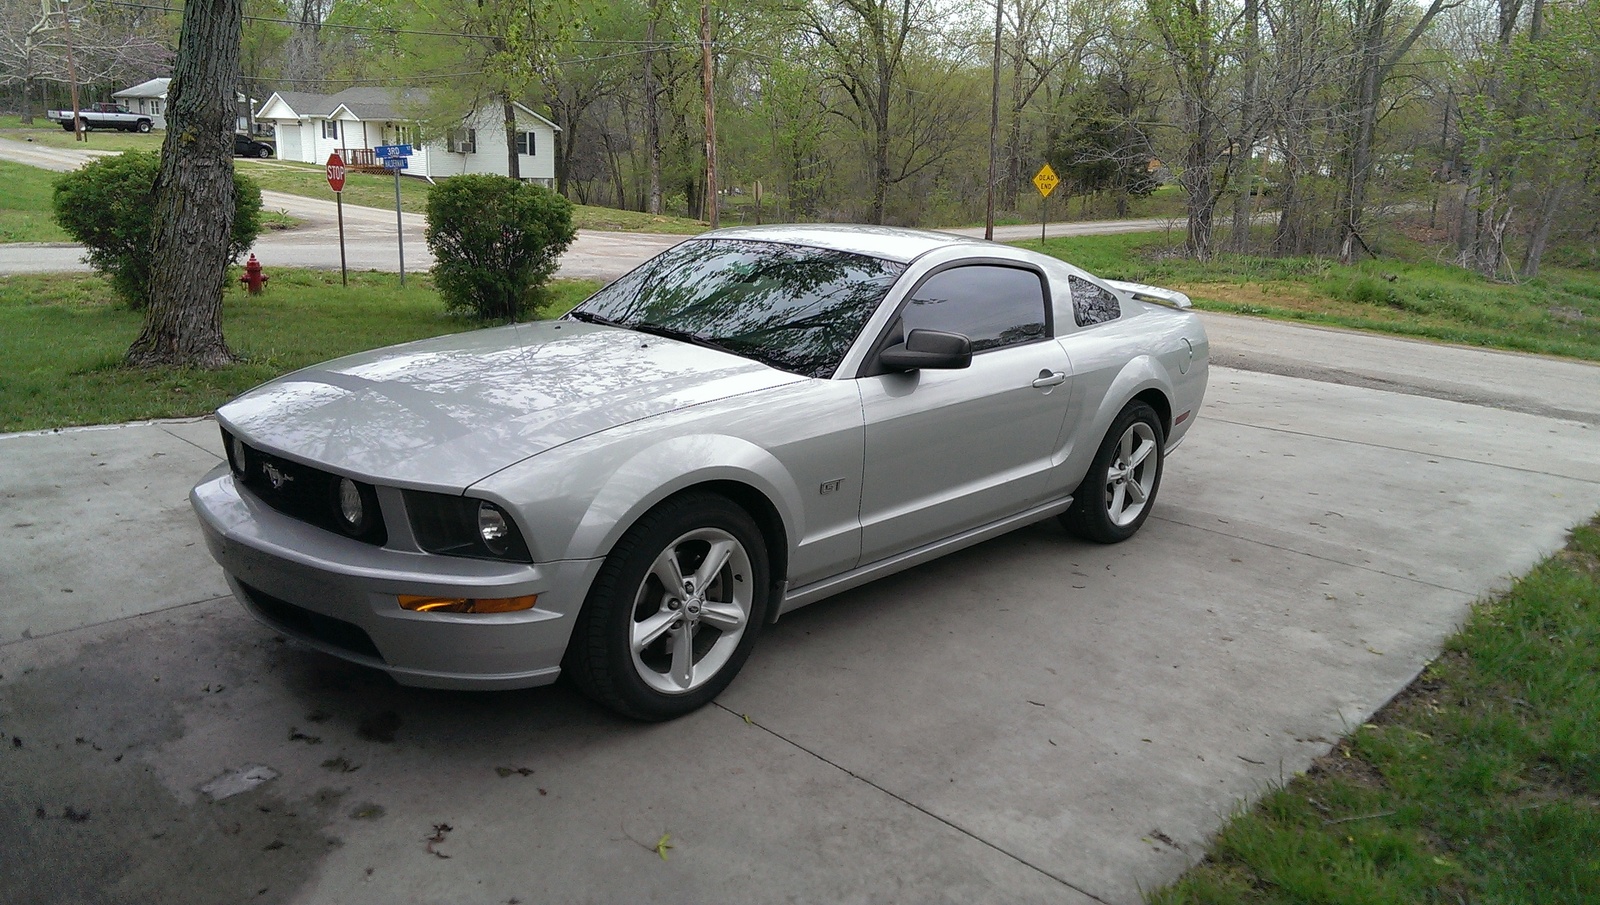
[1069, 275, 1121, 326]
[899, 265, 1048, 352]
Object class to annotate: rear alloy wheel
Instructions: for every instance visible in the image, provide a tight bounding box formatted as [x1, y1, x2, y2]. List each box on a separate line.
[1060, 401, 1165, 544]
[565, 493, 769, 720]
[257, 147, 271, 158]
[137, 120, 152, 133]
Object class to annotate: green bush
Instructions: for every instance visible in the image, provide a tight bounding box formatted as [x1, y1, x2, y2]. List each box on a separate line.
[51, 151, 263, 309]
[425, 175, 576, 320]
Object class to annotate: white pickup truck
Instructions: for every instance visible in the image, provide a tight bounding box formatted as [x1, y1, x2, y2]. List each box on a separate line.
[46, 103, 155, 133]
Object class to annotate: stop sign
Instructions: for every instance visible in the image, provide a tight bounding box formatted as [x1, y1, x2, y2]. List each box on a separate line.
[326, 152, 346, 193]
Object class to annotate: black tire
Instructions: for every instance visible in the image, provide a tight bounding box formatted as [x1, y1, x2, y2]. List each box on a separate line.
[137, 120, 152, 133]
[563, 492, 770, 721]
[1059, 400, 1165, 544]
[257, 147, 271, 158]
[60, 121, 74, 132]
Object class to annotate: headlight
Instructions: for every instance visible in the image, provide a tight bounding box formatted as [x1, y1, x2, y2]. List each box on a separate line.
[405, 491, 532, 562]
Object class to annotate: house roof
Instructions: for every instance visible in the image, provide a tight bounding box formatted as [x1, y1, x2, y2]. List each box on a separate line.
[255, 87, 559, 131]
[114, 77, 171, 99]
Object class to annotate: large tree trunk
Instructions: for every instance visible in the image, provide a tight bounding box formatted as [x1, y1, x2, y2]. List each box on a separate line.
[1520, 182, 1570, 278]
[126, 0, 241, 370]
[502, 96, 520, 180]
[21, 77, 36, 125]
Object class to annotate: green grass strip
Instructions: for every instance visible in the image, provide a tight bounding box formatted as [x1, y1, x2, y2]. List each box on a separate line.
[0, 269, 600, 433]
[1150, 518, 1600, 904]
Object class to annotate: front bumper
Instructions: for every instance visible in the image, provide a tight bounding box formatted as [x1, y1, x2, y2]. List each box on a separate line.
[191, 464, 603, 690]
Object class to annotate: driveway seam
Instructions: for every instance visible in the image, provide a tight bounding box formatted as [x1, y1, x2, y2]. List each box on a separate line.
[713, 701, 1116, 905]
[1206, 415, 1600, 484]
[0, 595, 233, 650]
[1153, 513, 1479, 597]
[161, 424, 225, 459]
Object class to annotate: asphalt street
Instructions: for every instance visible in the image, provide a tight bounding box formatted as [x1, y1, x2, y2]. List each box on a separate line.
[4, 134, 1600, 903]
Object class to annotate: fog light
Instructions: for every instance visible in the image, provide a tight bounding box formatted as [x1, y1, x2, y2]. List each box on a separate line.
[478, 502, 512, 555]
[338, 478, 365, 528]
[229, 436, 248, 475]
[398, 594, 538, 614]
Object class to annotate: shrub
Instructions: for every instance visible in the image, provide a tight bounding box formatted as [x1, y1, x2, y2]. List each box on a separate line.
[425, 175, 576, 320]
[51, 151, 263, 309]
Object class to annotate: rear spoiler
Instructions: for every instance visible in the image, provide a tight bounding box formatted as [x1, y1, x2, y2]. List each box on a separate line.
[1102, 279, 1192, 309]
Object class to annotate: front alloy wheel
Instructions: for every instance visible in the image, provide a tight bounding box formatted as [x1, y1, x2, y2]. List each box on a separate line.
[565, 493, 769, 720]
[629, 526, 754, 695]
[1061, 401, 1165, 543]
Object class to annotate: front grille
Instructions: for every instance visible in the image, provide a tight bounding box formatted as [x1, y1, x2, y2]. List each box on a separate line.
[224, 428, 387, 546]
[239, 582, 386, 663]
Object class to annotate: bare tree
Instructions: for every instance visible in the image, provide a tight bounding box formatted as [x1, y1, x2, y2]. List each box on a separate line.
[1335, 0, 1459, 263]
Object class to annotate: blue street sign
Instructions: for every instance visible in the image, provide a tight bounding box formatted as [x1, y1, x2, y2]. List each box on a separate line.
[375, 144, 413, 160]
[382, 157, 408, 170]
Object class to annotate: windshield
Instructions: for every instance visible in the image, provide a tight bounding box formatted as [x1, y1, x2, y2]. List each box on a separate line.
[568, 238, 905, 377]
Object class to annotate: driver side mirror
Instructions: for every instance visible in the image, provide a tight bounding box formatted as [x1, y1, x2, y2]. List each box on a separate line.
[879, 328, 973, 371]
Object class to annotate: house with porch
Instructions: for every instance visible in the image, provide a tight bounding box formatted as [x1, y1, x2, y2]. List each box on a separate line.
[254, 87, 558, 184]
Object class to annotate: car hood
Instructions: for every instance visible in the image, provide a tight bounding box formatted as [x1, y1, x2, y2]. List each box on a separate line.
[217, 320, 804, 489]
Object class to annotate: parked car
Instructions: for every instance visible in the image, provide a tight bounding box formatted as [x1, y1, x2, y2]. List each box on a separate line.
[45, 102, 154, 133]
[191, 225, 1209, 720]
[234, 135, 273, 158]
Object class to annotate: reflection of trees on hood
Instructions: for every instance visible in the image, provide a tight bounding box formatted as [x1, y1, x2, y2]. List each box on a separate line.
[578, 239, 905, 377]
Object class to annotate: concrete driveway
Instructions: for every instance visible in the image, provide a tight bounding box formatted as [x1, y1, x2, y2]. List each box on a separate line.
[3, 314, 1598, 904]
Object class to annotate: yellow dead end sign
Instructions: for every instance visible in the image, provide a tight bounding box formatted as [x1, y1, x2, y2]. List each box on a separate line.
[1033, 164, 1060, 198]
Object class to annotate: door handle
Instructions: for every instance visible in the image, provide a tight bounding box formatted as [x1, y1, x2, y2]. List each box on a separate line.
[1031, 370, 1067, 388]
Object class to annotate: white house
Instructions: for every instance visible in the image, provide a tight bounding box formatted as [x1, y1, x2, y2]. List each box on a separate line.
[113, 77, 168, 125]
[112, 77, 257, 132]
[254, 87, 559, 185]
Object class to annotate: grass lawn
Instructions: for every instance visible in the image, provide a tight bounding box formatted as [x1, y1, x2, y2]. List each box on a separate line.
[0, 159, 69, 243]
[0, 269, 601, 433]
[0, 119, 157, 153]
[1150, 516, 1600, 904]
[1032, 232, 1600, 362]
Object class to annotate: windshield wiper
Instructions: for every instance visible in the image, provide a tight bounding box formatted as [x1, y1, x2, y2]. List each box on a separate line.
[566, 310, 625, 327]
[631, 321, 733, 351]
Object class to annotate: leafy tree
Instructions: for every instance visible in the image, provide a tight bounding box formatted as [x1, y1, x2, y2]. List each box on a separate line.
[53, 151, 261, 311]
[425, 175, 577, 320]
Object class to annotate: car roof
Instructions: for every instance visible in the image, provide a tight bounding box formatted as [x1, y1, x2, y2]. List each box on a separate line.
[696, 224, 988, 264]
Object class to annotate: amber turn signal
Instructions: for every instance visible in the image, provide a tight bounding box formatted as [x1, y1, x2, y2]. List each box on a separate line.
[398, 594, 538, 614]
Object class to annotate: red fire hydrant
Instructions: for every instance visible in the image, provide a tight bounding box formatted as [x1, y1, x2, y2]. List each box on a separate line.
[240, 254, 269, 295]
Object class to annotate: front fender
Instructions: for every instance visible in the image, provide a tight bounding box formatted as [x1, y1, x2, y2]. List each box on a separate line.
[565, 434, 805, 562]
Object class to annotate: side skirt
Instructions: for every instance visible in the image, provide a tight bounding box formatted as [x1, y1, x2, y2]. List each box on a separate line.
[778, 495, 1075, 617]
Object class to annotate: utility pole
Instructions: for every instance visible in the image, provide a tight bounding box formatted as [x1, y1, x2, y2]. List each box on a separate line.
[985, 0, 1003, 240]
[59, 0, 84, 142]
[700, 0, 719, 228]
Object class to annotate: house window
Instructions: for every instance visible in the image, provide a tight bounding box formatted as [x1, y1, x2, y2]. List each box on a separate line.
[448, 128, 477, 154]
[322, 119, 339, 140]
[515, 131, 537, 156]
[393, 125, 412, 146]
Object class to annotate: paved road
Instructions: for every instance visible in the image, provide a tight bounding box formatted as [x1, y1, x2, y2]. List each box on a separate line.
[0, 136, 1182, 281]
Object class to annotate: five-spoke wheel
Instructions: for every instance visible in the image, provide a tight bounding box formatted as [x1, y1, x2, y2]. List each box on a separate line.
[565, 492, 769, 720]
[1061, 401, 1165, 543]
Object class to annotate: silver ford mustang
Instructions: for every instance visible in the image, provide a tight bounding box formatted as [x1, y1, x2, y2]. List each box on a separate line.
[192, 225, 1208, 719]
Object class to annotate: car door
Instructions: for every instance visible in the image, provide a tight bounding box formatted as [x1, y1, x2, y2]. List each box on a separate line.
[856, 263, 1072, 564]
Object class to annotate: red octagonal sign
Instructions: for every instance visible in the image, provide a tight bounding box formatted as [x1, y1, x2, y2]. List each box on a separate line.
[326, 152, 346, 193]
